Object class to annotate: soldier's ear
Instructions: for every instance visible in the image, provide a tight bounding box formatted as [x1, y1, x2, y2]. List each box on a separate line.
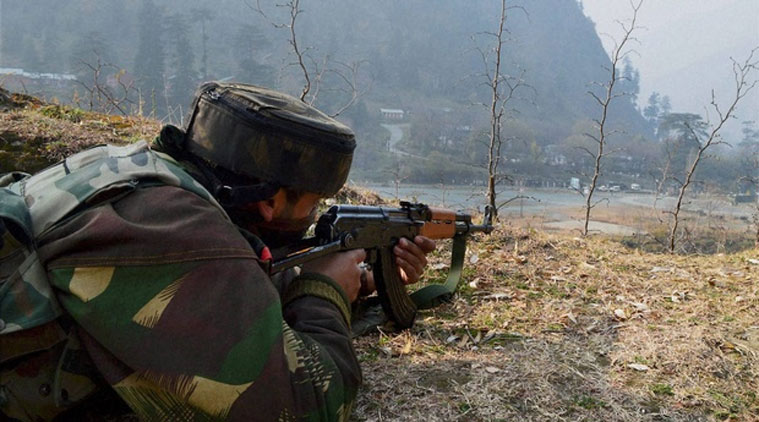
[254, 199, 276, 222]
[254, 189, 287, 222]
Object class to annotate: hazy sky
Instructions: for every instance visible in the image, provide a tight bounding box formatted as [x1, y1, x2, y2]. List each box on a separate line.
[581, 0, 758, 136]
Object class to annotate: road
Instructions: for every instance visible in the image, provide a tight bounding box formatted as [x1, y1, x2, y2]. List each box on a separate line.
[380, 123, 418, 158]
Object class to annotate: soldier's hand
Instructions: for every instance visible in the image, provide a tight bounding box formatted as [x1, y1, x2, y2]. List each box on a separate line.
[395, 235, 436, 285]
[356, 236, 436, 297]
[302, 249, 366, 302]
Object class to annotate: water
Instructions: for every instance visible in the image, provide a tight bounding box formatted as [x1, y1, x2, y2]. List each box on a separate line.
[356, 183, 755, 219]
[359, 183, 586, 215]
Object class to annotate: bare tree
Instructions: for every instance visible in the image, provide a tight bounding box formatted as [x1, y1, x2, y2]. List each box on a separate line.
[737, 121, 759, 247]
[384, 158, 409, 201]
[667, 48, 759, 252]
[475, 0, 529, 221]
[581, 0, 642, 236]
[73, 51, 136, 115]
[247, 0, 368, 117]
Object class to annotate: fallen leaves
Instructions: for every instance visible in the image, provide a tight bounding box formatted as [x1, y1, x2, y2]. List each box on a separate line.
[484, 366, 501, 374]
[614, 309, 628, 320]
[627, 363, 650, 372]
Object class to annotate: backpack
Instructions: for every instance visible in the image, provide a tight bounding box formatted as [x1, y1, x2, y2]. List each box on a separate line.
[0, 141, 224, 421]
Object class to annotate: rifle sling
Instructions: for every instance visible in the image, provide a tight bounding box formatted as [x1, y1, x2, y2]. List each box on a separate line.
[409, 234, 467, 309]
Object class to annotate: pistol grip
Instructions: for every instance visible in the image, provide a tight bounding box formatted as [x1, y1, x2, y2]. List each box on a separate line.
[373, 248, 417, 329]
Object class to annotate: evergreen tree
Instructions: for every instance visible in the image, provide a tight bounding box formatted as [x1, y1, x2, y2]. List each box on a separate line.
[658, 113, 707, 149]
[190, 7, 214, 80]
[41, 29, 62, 72]
[133, 0, 165, 114]
[619, 58, 640, 106]
[739, 120, 759, 150]
[658, 112, 708, 174]
[166, 13, 196, 112]
[643, 92, 660, 126]
[232, 23, 274, 87]
[21, 35, 43, 71]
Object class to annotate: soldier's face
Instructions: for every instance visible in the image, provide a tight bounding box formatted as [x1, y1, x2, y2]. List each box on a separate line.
[275, 192, 322, 221]
[231, 189, 322, 248]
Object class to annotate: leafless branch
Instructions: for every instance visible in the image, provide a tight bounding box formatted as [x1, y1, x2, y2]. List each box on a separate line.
[475, 0, 532, 221]
[582, 0, 642, 236]
[327, 60, 372, 117]
[72, 51, 136, 115]
[249, 0, 367, 115]
[667, 46, 759, 252]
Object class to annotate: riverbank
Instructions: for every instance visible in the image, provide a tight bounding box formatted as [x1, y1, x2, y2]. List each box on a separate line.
[354, 183, 757, 245]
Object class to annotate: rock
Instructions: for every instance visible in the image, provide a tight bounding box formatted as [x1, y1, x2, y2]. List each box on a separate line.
[628, 363, 650, 371]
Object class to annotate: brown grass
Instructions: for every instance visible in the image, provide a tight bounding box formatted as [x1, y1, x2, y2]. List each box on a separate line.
[352, 228, 758, 421]
[0, 97, 159, 173]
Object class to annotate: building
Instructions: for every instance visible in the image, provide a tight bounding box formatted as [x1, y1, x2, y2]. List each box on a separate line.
[380, 108, 405, 120]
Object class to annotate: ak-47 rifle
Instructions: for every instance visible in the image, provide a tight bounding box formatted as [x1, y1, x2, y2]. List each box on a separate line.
[272, 201, 494, 329]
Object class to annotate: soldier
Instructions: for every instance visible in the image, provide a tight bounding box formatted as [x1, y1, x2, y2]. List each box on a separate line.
[0, 82, 434, 421]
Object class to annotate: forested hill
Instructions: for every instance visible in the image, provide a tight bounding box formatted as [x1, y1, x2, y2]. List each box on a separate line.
[1, 0, 654, 181]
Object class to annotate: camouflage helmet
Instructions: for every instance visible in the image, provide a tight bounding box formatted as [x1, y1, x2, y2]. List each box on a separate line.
[183, 82, 356, 200]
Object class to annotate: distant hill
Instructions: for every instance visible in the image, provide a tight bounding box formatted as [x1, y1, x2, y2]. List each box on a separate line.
[0, 0, 654, 182]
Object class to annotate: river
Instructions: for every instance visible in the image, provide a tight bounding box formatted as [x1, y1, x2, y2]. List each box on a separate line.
[356, 183, 755, 220]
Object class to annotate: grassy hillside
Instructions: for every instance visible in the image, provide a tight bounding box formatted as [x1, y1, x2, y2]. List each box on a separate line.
[354, 228, 758, 421]
[1, 92, 756, 421]
[0, 87, 160, 173]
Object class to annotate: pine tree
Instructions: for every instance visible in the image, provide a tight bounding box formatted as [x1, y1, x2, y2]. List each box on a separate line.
[232, 23, 273, 87]
[166, 13, 196, 113]
[133, 0, 165, 115]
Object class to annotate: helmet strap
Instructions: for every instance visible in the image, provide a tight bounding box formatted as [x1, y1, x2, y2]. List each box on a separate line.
[213, 182, 280, 208]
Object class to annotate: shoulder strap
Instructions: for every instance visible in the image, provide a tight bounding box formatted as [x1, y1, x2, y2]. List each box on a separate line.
[18, 141, 227, 239]
[0, 186, 62, 334]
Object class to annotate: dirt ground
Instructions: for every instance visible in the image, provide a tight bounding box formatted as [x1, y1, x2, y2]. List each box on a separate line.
[350, 227, 758, 421]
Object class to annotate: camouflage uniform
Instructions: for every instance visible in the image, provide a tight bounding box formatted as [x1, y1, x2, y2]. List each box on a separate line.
[1, 142, 360, 421]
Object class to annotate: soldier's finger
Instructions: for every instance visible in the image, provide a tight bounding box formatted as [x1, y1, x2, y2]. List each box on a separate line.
[396, 257, 419, 284]
[414, 236, 437, 253]
[360, 268, 376, 295]
[394, 241, 425, 270]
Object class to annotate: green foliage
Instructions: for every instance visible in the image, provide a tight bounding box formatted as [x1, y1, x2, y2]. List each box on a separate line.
[658, 113, 708, 149]
[650, 383, 674, 396]
[572, 395, 608, 409]
[40, 105, 84, 123]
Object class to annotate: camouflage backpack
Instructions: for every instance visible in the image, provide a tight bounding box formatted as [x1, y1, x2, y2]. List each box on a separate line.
[0, 141, 225, 421]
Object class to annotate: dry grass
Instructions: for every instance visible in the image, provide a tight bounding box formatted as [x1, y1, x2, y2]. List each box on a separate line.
[353, 228, 758, 421]
[332, 184, 390, 206]
[0, 93, 159, 173]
